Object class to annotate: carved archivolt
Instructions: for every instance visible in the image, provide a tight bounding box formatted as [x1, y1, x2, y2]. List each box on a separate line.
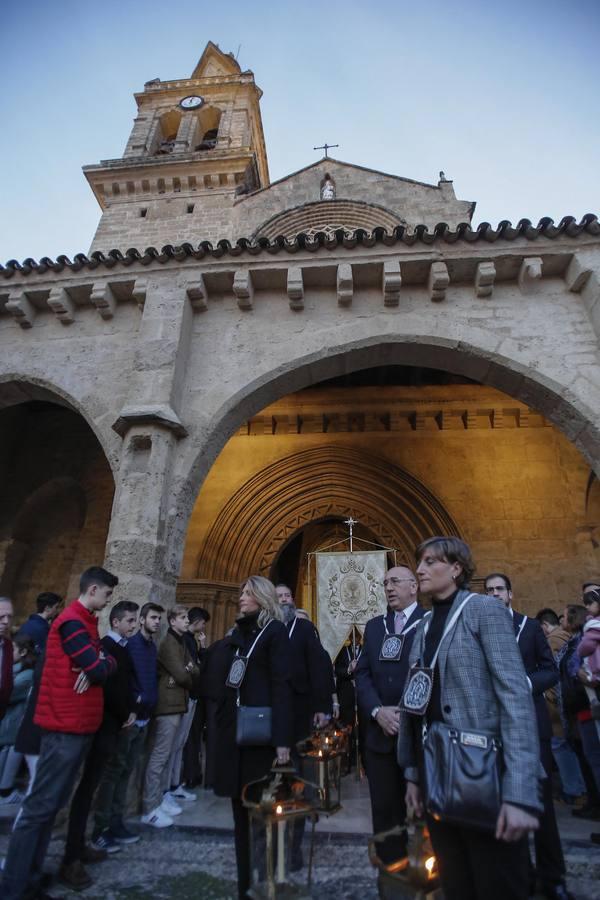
[197, 445, 461, 582]
[253, 200, 407, 241]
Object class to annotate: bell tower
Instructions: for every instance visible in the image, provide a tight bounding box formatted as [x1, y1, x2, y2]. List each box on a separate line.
[83, 42, 269, 253]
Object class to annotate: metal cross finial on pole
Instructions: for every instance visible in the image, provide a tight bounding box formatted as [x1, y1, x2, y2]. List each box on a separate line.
[344, 516, 358, 553]
[314, 142, 339, 158]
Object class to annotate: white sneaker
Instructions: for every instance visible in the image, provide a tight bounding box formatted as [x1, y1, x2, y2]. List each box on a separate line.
[168, 785, 197, 802]
[160, 795, 183, 816]
[141, 807, 173, 828]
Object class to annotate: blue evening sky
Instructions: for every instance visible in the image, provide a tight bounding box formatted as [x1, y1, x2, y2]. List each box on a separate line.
[1, 0, 598, 262]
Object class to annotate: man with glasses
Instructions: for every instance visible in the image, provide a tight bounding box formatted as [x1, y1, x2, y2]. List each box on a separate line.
[485, 573, 572, 900]
[355, 565, 425, 863]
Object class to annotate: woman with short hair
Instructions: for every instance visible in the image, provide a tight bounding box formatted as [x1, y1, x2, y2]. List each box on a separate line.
[397, 536, 541, 900]
[213, 576, 292, 900]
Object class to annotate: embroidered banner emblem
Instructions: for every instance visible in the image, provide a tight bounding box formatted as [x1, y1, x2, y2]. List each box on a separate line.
[379, 634, 404, 662]
[226, 656, 248, 689]
[400, 666, 434, 716]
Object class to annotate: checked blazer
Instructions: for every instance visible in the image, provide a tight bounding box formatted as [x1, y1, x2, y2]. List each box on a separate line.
[397, 589, 543, 813]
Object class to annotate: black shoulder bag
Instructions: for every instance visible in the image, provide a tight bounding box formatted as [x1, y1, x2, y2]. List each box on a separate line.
[225, 620, 274, 747]
[402, 594, 504, 832]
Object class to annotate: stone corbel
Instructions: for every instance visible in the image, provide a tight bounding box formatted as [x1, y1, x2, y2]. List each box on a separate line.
[428, 261, 449, 302]
[233, 270, 254, 310]
[382, 259, 402, 307]
[6, 289, 36, 329]
[186, 275, 208, 312]
[287, 267, 304, 311]
[90, 282, 117, 319]
[518, 257, 543, 292]
[132, 278, 148, 310]
[565, 253, 593, 293]
[475, 261, 496, 298]
[47, 286, 75, 325]
[112, 403, 188, 439]
[337, 263, 353, 307]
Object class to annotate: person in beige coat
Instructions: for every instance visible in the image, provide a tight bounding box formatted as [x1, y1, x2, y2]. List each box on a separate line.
[141, 606, 199, 828]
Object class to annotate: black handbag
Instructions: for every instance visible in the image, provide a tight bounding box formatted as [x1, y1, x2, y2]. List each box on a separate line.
[236, 705, 273, 746]
[423, 721, 504, 832]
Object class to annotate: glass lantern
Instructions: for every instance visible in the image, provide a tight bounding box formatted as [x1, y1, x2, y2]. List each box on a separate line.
[296, 728, 343, 814]
[241, 762, 321, 899]
[368, 821, 442, 900]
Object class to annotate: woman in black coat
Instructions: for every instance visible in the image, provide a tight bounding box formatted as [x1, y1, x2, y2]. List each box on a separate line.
[213, 576, 292, 900]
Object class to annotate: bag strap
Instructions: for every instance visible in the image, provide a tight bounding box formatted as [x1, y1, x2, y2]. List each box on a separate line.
[235, 620, 273, 707]
[235, 618, 273, 660]
[422, 592, 475, 670]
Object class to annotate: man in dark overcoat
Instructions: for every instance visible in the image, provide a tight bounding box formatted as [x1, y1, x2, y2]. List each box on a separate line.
[485, 573, 572, 900]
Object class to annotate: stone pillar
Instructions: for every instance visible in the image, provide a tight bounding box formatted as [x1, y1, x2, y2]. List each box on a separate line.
[105, 274, 193, 608]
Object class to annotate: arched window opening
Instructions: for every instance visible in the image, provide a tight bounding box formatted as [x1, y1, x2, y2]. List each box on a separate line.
[193, 106, 222, 151]
[155, 110, 182, 155]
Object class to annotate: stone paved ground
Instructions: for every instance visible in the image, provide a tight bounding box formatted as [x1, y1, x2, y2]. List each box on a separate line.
[1, 824, 600, 900]
[1, 776, 599, 899]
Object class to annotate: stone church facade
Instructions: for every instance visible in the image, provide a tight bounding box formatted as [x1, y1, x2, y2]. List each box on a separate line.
[1, 43, 599, 635]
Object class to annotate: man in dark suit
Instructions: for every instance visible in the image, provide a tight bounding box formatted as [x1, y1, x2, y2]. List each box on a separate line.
[355, 565, 426, 862]
[276, 585, 332, 738]
[485, 573, 573, 900]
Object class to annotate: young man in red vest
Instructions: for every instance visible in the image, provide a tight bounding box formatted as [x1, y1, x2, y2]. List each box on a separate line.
[1, 566, 118, 900]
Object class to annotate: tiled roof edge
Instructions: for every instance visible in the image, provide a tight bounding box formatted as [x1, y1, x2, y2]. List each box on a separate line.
[2, 215, 599, 277]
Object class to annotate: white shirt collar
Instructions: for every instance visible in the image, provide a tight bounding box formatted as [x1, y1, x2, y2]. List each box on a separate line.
[107, 629, 127, 646]
[396, 600, 418, 622]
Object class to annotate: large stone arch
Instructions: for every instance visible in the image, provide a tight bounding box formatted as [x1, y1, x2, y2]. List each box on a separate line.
[175, 331, 600, 557]
[197, 446, 461, 582]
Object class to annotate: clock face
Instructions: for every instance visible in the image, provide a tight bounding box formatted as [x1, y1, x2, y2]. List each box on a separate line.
[180, 95, 204, 110]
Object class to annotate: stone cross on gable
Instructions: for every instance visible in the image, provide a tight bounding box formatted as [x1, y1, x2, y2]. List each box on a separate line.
[313, 142, 339, 159]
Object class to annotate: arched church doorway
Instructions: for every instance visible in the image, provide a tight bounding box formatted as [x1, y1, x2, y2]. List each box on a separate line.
[177, 361, 600, 642]
[0, 382, 115, 622]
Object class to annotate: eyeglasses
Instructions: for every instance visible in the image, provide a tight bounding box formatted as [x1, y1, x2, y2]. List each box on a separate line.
[383, 578, 416, 586]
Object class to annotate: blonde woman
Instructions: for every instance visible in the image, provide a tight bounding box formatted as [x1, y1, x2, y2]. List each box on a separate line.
[213, 576, 292, 900]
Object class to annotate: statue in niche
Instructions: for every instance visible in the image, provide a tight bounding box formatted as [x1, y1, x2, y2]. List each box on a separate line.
[321, 178, 335, 200]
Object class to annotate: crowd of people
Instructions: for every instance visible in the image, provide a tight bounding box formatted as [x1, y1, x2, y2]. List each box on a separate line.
[0, 544, 597, 900]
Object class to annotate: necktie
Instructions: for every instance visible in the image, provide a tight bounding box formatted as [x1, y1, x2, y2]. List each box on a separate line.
[394, 611, 406, 634]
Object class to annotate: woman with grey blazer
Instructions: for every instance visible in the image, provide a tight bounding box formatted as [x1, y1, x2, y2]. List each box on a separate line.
[397, 536, 542, 900]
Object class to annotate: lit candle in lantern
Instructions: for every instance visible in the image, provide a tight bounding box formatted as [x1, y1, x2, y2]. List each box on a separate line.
[317, 749, 325, 788]
[275, 804, 285, 883]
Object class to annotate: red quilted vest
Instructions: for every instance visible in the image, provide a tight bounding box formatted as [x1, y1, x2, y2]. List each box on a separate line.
[34, 599, 104, 734]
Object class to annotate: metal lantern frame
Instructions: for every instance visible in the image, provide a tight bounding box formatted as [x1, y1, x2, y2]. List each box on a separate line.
[368, 821, 442, 900]
[296, 726, 347, 814]
[241, 763, 322, 900]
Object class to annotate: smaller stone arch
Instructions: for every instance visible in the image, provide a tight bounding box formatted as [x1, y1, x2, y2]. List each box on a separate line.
[1, 477, 87, 618]
[252, 199, 407, 241]
[0, 375, 119, 475]
[196, 445, 461, 584]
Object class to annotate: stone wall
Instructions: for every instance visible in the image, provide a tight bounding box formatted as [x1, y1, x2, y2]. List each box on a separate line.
[1, 228, 599, 610]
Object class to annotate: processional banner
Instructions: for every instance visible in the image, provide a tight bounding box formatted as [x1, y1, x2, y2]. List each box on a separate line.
[316, 550, 387, 661]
